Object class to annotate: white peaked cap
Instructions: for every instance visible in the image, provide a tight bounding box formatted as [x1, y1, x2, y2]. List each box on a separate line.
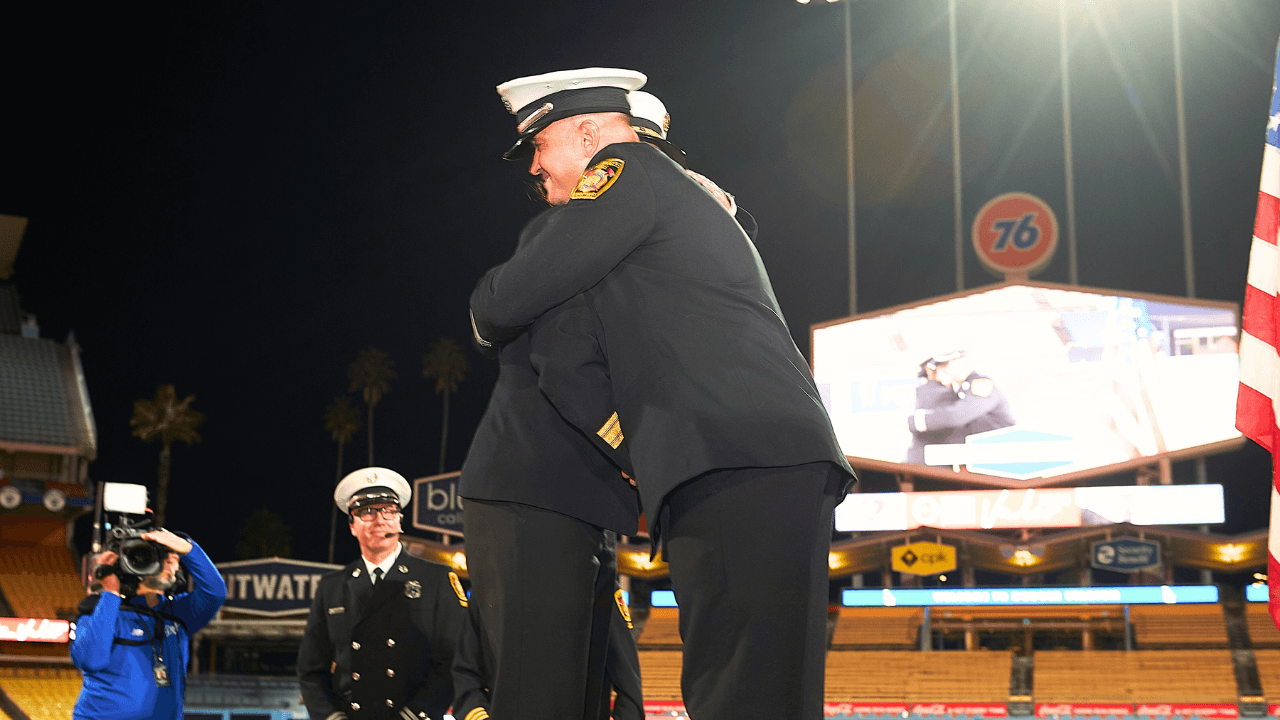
[627, 90, 670, 140]
[334, 467, 411, 514]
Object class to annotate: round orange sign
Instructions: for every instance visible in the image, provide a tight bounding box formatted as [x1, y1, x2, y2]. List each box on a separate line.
[971, 192, 1059, 278]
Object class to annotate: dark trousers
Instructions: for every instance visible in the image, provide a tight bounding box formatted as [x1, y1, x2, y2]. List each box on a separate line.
[664, 462, 841, 720]
[464, 499, 615, 720]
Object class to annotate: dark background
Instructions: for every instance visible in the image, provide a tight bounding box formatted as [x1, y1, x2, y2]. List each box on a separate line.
[3, 0, 1278, 565]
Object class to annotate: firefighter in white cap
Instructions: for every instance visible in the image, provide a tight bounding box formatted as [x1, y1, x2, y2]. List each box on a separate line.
[297, 467, 467, 720]
[471, 66, 855, 720]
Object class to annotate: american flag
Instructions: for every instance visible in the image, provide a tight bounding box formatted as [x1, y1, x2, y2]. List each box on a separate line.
[1237, 39, 1280, 630]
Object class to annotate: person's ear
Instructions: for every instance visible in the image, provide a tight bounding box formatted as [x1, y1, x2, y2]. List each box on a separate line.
[579, 118, 601, 158]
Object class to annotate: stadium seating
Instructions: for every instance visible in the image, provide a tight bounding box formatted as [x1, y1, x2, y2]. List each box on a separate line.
[1247, 604, 1280, 648]
[0, 546, 84, 619]
[637, 650, 682, 700]
[0, 666, 82, 720]
[825, 650, 1011, 702]
[1128, 604, 1228, 648]
[1251, 648, 1280, 698]
[831, 607, 923, 649]
[636, 608, 682, 649]
[1033, 650, 1237, 703]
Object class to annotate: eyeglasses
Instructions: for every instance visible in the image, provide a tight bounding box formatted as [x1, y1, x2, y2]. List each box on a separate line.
[352, 506, 401, 520]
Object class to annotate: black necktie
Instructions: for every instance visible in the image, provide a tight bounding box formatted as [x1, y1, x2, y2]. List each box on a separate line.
[373, 567, 384, 585]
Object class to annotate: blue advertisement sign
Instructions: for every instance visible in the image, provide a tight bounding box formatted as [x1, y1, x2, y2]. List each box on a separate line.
[412, 471, 464, 538]
[1090, 537, 1161, 573]
[1246, 584, 1268, 603]
[217, 558, 342, 616]
[842, 584, 1218, 608]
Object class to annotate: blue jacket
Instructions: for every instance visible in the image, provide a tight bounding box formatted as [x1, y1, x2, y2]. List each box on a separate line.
[71, 542, 226, 720]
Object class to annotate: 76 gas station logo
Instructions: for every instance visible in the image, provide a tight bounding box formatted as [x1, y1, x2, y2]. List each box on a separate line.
[972, 192, 1059, 278]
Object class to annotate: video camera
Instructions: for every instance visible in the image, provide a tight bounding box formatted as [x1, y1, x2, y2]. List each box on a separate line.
[97, 516, 170, 577]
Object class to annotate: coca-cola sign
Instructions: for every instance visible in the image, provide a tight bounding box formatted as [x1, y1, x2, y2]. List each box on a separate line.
[912, 703, 1008, 717]
[1135, 705, 1238, 718]
[825, 703, 909, 717]
[0, 617, 70, 643]
[1037, 704, 1134, 717]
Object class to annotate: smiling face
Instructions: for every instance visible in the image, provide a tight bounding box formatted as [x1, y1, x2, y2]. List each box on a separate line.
[528, 119, 593, 205]
[526, 113, 639, 205]
[349, 502, 403, 556]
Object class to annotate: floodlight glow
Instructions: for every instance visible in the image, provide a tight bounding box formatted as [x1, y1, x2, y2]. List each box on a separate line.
[843, 585, 1218, 607]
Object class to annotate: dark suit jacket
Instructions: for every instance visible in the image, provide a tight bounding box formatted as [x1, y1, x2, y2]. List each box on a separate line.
[471, 141, 855, 525]
[297, 548, 468, 720]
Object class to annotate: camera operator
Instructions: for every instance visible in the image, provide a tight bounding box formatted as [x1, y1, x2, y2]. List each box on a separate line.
[71, 528, 227, 720]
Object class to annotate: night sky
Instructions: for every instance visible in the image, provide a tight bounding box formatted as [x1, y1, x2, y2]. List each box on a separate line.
[5, 0, 1280, 565]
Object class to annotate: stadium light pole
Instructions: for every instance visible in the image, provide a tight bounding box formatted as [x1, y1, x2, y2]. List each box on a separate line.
[797, 0, 857, 315]
[949, 0, 963, 293]
[1171, 0, 1194, 299]
[1059, 0, 1080, 286]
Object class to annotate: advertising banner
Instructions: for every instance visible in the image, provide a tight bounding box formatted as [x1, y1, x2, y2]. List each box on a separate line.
[1091, 538, 1161, 573]
[843, 584, 1218, 608]
[412, 471, 464, 537]
[835, 484, 1224, 532]
[1134, 705, 1238, 718]
[1037, 704, 1134, 717]
[911, 703, 1008, 717]
[218, 557, 341, 617]
[0, 617, 70, 643]
[892, 541, 957, 576]
[824, 703, 911, 717]
[811, 284, 1241, 486]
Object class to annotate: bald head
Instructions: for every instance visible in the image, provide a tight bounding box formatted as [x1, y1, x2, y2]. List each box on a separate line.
[529, 112, 639, 205]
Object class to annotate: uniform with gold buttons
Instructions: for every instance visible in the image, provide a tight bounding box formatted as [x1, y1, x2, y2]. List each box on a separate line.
[298, 468, 468, 720]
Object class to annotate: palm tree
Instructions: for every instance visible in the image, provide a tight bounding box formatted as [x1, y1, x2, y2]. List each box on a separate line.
[130, 384, 205, 527]
[423, 338, 469, 474]
[348, 347, 396, 465]
[324, 396, 360, 564]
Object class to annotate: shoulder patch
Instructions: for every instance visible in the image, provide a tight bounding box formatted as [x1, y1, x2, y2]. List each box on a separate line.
[571, 158, 624, 200]
[449, 571, 468, 608]
[970, 378, 994, 397]
[614, 588, 632, 629]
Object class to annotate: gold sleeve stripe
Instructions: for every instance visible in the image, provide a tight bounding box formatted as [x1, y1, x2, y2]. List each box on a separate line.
[449, 571, 469, 608]
[465, 708, 491, 720]
[597, 412, 624, 449]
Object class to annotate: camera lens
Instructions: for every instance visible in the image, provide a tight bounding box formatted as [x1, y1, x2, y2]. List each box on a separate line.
[119, 540, 161, 576]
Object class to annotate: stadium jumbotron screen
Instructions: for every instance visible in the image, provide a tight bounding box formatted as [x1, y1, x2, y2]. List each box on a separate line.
[811, 283, 1242, 486]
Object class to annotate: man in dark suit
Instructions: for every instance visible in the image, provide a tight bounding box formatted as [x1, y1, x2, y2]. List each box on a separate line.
[297, 468, 467, 720]
[471, 68, 856, 720]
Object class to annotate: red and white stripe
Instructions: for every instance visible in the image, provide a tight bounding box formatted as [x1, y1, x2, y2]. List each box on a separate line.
[1238, 135, 1280, 630]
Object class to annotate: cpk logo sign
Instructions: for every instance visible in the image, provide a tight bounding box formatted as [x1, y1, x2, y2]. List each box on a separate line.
[0, 617, 70, 643]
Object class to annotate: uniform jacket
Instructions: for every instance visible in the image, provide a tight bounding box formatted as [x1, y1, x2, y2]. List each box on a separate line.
[71, 542, 225, 720]
[471, 141, 855, 523]
[461, 210, 641, 535]
[905, 381, 961, 464]
[528, 205, 760, 482]
[905, 371, 1015, 453]
[297, 548, 468, 720]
